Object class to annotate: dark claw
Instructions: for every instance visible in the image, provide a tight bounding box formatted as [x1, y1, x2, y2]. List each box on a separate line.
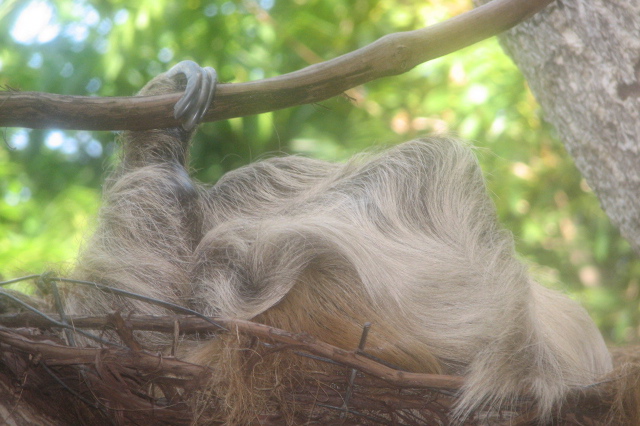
[166, 60, 218, 131]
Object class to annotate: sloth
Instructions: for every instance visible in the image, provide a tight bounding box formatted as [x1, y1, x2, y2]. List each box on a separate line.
[67, 61, 612, 423]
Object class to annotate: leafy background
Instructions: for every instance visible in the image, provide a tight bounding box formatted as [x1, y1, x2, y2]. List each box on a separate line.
[1, 0, 638, 344]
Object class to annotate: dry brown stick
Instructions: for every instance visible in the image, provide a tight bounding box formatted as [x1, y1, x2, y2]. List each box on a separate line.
[0, 326, 208, 378]
[0, 313, 464, 390]
[107, 312, 143, 351]
[0, 0, 553, 131]
[232, 318, 463, 390]
[342, 322, 373, 416]
[0, 312, 218, 333]
[0, 318, 618, 422]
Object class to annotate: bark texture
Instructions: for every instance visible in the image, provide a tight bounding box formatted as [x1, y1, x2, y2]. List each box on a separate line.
[476, 0, 640, 253]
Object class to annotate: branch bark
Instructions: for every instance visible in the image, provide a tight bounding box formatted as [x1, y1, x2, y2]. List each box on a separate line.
[0, 0, 553, 131]
[0, 313, 464, 391]
[474, 0, 640, 253]
[0, 312, 625, 424]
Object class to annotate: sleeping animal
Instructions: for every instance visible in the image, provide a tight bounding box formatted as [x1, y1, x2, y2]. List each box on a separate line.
[67, 61, 612, 423]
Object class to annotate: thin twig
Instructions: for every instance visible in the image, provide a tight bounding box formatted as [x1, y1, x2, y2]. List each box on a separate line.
[0, 287, 115, 347]
[0, 275, 41, 286]
[53, 277, 227, 332]
[107, 312, 142, 351]
[43, 274, 76, 347]
[172, 319, 179, 357]
[0, 327, 211, 378]
[0, 309, 464, 391]
[342, 322, 372, 416]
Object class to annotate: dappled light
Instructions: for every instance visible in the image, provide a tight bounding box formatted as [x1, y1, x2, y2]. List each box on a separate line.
[0, 0, 638, 348]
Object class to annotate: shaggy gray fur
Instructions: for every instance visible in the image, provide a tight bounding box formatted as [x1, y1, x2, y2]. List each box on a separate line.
[68, 66, 612, 422]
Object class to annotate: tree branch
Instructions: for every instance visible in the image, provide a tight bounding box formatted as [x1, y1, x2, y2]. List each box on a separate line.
[0, 312, 621, 423]
[0, 313, 464, 391]
[0, 0, 553, 131]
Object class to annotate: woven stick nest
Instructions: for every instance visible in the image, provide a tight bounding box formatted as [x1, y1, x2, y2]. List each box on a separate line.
[0, 276, 636, 425]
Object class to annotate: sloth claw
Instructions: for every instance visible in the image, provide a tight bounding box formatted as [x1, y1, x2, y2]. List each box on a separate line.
[166, 60, 217, 131]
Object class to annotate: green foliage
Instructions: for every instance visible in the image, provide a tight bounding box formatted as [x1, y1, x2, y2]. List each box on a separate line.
[1, 0, 638, 343]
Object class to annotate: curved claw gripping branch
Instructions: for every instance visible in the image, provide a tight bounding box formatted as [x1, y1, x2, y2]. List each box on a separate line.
[166, 60, 218, 131]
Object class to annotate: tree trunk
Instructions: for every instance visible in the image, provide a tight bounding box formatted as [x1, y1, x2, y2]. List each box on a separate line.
[475, 0, 640, 253]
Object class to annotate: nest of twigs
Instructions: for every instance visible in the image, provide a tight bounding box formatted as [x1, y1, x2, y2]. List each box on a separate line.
[0, 275, 637, 425]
